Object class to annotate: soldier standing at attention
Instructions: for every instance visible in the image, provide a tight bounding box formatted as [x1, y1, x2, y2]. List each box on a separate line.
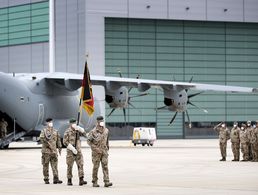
[63, 118, 88, 186]
[230, 122, 240, 161]
[214, 122, 230, 161]
[250, 121, 258, 162]
[0, 118, 8, 139]
[40, 118, 62, 184]
[87, 116, 113, 187]
[240, 123, 249, 161]
[246, 120, 254, 161]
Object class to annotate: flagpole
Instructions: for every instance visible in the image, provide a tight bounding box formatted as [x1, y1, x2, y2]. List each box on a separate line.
[76, 98, 82, 126]
[75, 56, 89, 149]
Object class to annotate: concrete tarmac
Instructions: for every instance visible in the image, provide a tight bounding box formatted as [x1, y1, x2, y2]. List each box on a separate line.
[0, 139, 258, 195]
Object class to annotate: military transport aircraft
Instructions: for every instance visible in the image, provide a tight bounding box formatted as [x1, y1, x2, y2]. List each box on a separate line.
[0, 71, 257, 148]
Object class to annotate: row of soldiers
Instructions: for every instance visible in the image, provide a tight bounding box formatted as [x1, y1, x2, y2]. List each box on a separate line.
[40, 116, 113, 187]
[214, 120, 258, 162]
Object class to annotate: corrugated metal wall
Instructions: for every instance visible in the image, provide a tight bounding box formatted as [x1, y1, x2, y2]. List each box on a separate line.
[105, 18, 258, 138]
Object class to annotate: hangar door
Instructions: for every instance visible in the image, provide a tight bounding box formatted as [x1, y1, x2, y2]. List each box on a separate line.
[105, 18, 258, 139]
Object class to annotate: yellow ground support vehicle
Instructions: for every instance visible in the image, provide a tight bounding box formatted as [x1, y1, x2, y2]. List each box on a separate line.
[132, 127, 156, 146]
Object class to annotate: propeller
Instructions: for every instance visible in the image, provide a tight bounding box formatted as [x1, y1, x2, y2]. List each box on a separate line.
[123, 108, 126, 122]
[187, 101, 208, 113]
[164, 76, 208, 126]
[169, 112, 178, 125]
[107, 108, 116, 117]
[156, 105, 167, 110]
[185, 110, 191, 128]
[185, 76, 193, 92]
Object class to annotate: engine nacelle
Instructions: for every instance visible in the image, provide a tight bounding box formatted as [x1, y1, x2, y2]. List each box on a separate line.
[163, 89, 188, 112]
[105, 86, 129, 108]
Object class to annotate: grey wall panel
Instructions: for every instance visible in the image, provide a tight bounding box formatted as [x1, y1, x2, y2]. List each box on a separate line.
[31, 43, 44, 72]
[169, 0, 206, 20]
[86, 0, 127, 15]
[0, 0, 8, 8]
[0, 47, 9, 72]
[66, 0, 78, 73]
[9, 45, 31, 73]
[8, 0, 30, 6]
[55, 0, 67, 72]
[244, 0, 258, 22]
[207, 0, 244, 22]
[85, 14, 105, 75]
[129, 0, 168, 19]
[78, 0, 85, 73]
[43, 42, 49, 72]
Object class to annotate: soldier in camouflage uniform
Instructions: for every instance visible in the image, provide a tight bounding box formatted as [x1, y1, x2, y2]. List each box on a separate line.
[87, 116, 113, 187]
[40, 118, 62, 184]
[63, 118, 87, 186]
[0, 118, 8, 139]
[246, 120, 254, 161]
[240, 123, 249, 161]
[250, 121, 258, 162]
[230, 122, 240, 161]
[214, 122, 230, 161]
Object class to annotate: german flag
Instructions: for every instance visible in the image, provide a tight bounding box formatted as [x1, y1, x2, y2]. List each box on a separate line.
[80, 61, 94, 116]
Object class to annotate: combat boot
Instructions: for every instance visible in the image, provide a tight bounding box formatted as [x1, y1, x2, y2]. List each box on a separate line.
[67, 178, 73, 186]
[79, 177, 87, 186]
[104, 182, 113, 187]
[93, 182, 100, 187]
[53, 177, 62, 184]
[44, 179, 49, 184]
[220, 157, 226, 161]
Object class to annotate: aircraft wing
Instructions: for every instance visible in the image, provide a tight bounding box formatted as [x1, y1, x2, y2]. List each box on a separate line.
[44, 72, 258, 93]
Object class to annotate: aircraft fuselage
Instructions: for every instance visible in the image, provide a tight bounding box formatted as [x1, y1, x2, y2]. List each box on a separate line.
[0, 72, 100, 137]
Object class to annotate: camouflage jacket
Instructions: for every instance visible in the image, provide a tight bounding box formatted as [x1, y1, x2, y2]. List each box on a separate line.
[246, 126, 254, 142]
[250, 127, 258, 144]
[87, 126, 109, 153]
[230, 127, 240, 143]
[240, 130, 249, 144]
[215, 127, 230, 143]
[63, 127, 87, 154]
[40, 127, 62, 154]
[0, 121, 8, 132]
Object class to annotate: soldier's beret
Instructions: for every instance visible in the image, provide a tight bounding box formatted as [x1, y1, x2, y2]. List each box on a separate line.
[46, 118, 53, 122]
[69, 118, 76, 123]
[97, 116, 104, 121]
[241, 123, 246, 127]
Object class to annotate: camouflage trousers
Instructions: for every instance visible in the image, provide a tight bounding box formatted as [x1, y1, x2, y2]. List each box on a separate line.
[0, 129, 6, 139]
[41, 153, 59, 180]
[248, 143, 253, 160]
[91, 151, 109, 183]
[253, 143, 258, 161]
[241, 143, 249, 161]
[219, 142, 227, 158]
[231, 142, 240, 160]
[66, 152, 84, 179]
